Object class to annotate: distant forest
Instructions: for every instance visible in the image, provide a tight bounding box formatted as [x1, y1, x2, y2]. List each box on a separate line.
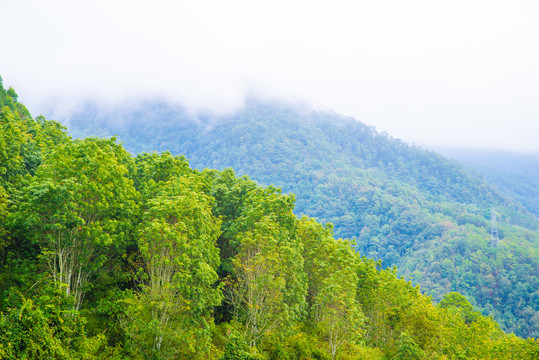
[437, 148, 539, 217]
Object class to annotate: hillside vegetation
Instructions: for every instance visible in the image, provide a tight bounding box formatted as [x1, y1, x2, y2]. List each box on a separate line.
[437, 148, 539, 218]
[66, 99, 539, 339]
[1, 79, 538, 359]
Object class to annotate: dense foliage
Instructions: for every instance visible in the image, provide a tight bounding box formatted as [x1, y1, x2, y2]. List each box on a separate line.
[438, 148, 539, 218]
[1, 81, 538, 358]
[67, 99, 539, 338]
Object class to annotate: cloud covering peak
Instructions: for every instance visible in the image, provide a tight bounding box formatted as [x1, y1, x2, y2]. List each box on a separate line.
[1, 0, 539, 153]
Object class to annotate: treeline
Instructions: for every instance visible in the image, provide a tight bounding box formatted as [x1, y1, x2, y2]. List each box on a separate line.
[66, 99, 539, 338]
[1, 78, 538, 359]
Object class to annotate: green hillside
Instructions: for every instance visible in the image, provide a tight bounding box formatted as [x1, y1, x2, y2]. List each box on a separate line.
[437, 148, 539, 217]
[66, 99, 539, 338]
[2, 80, 538, 359]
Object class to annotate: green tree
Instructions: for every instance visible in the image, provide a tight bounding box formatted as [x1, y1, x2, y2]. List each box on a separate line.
[395, 331, 424, 360]
[123, 175, 222, 359]
[0, 107, 30, 190]
[315, 271, 364, 359]
[297, 217, 365, 359]
[0, 286, 116, 359]
[134, 151, 192, 198]
[226, 187, 306, 349]
[438, 292, 480, 324]
[14, 137, 137, 309]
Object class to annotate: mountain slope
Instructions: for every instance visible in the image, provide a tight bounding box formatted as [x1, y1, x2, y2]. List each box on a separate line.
[437, 148, 539, 217]
[3, 77, 539, 358]
[65, 99, 539, 338]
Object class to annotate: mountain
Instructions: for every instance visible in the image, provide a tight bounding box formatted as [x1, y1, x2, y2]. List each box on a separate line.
[64, 99, 539, 338]
[436, 148, 539, 218]
[2, 79, 538, 358]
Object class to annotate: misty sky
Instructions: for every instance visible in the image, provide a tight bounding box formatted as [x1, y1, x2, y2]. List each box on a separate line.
[1, 0, 538, 153]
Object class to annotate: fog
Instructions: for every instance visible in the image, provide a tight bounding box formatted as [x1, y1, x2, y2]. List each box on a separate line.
[1, 0, 538, 153]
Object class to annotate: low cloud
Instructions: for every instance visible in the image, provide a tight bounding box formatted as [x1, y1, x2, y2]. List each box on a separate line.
[1, 0, 538, 153]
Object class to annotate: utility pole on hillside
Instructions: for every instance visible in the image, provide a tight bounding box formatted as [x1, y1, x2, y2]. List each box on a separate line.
[490, 208, 499, 247]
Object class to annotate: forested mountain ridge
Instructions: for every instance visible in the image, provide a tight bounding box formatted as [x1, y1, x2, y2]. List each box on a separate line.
[65, 99, 539, 339]
[1, 78, 538, 358]
[69, 100, 507, 207]
[437, 148, 539, 218]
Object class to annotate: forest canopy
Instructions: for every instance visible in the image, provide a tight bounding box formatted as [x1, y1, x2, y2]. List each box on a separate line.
[66, 98, 539, 339]
[0, 78, 538, 359]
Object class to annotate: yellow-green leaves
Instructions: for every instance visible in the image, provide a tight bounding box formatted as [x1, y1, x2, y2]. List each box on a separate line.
[15, 137, 137, 310]
[298, 217, 365, 359]
[224, 185, 307, 349]
[126, 170, 222, 359]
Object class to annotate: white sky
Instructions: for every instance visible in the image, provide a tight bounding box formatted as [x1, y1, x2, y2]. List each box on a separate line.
[1, 0, 538, 153]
